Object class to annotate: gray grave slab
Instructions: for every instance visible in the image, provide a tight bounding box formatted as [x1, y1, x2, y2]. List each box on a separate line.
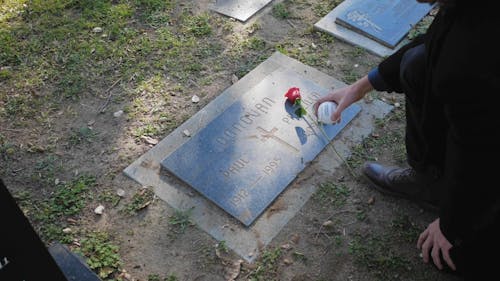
[314, 0, 422, 57]
[161, 70, 361, 226]
[335, 0, 434, 48]
[123, 52, 393, 262]
[210, 0, 274, 22]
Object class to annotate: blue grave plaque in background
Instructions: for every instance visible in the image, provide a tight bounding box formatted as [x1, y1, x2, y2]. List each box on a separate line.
[335, 0, 434, 48]
[161, 70, 361, 226]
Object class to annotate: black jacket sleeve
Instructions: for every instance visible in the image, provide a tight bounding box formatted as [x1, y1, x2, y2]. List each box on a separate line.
[376, 34, 427, 93]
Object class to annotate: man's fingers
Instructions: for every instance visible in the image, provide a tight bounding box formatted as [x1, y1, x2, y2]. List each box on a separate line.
[431, 245, 443, 270]
[442, 248, 456, 271]
[417, 229, 429, 249]
[421, 239, 432, 263]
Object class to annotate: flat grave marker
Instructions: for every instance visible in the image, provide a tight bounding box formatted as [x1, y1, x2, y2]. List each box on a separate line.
[210, 0, 274, 22]
[124, 52, 393, 262]
[335, 0, 434, 48]
[314, 0, 434, 56]
[161, 69, 361, 226]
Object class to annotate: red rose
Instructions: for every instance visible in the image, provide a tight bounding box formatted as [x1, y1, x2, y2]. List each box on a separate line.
[285, 87, 301, 104]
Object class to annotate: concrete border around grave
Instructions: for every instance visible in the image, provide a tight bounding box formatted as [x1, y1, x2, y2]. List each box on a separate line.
[313, 0, 411, 57]
[123, 51, 393, 263]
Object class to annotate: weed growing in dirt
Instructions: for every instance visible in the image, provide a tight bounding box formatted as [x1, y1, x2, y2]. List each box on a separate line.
[247, 247, 282, 281]
[78, 231, 122, 280]
[390, 214, 422, 243]
[31, 175, 96, 242]
[272, 3, 292, 19]
[168, 207, 194, 234]
[314, 181, 350, 208]
[347, 110, 406, 169]
[121, 188, 155, 215]
[349, 233, 412, 281]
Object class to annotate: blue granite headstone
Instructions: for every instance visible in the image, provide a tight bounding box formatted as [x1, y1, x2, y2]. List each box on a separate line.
[161, 70, 361, 226]
[334, 0, 434, 48]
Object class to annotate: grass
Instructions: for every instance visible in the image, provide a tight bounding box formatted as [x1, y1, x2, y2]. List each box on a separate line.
[347, 109, 407, 169]
[247, 247, 282, 281]
[78, 231, 122, 280]
[314, 181, 350, 208]
[121, 188, 155, 215]
[272, 3, 292, 19]
[168, 207, 194, 234]
[349, 233, 413, 281]
[24, 174, 97, 242]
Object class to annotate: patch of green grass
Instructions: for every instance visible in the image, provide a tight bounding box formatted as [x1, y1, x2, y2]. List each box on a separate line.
[182, 13, 212, 37]
[248, 247, 282, 281]
[121, 188, 155, 215]
[78, 231, 122, 280]
[165, 275, 178, 281]
[349, 234, 412, 281]
[30, 174, 96, 242]
[33, 155, 63, 186]
[347, 112, 406, 169]
[67, 126, 97, 147]
[0, 133, 16, 160]
[168, 208, 194, 234]
[98, 190, 122, 207]
[390, 214, 421, 243]
[148, 274, 161, 281]
[312, 0, 343, 17]
[272, 3, 291, 19]
[50, 175, 96, 216]
[314, 182, 350, 208]
[216, 240, 229, 254]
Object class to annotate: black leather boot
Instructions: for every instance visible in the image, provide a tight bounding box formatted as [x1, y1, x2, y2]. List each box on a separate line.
[362, 162, 440, 212]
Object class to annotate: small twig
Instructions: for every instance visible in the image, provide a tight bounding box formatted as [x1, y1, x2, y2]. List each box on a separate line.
[98, 77, 122, 113]
[287, 19, 296, 28]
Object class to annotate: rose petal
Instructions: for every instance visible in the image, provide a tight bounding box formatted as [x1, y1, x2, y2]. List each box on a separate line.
[285, 87, 301, 104]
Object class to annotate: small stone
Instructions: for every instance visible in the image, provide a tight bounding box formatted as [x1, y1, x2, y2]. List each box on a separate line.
[322, 220, 334, 227]
[140, 135, 158, 145]
[182, 129, 191, 137]
[116, 188, 126, 197]
[354, 63, 359, 68]
[394, 102, 401, 107]
[92, 27, 103, 33]
[367, 197, 375, 205]
[113, 110, 124, 118]
[283, 258, 293, 265]
[191, 95, 200, 103]
[54, 178, 60, 185]
[280, 243, 292, 250]
[231, 74, 239, 84]
[94, 205, 105, 215]
[62, 227, 72, 234]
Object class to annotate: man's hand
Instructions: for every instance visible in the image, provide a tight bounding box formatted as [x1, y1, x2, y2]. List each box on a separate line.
[313, 75, 373, 123]
[417, 218, 456, 271]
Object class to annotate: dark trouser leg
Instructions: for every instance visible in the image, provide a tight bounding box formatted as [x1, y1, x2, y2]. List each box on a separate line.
[399, 44, 428, 172]
[399, 45, 464, 275]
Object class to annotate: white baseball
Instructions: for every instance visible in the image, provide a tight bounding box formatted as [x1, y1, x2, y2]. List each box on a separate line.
[317, 101, 338, 124]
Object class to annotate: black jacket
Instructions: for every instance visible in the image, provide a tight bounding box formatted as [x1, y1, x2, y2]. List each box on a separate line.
[377, 1, 500, 274]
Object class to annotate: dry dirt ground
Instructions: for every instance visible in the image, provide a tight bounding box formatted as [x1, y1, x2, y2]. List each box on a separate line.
[1, 1, 462, 281]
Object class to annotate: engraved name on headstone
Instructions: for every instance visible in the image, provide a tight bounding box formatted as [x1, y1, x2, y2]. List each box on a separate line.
[334, 0, 434, 48]
[161, 69, 361, 226]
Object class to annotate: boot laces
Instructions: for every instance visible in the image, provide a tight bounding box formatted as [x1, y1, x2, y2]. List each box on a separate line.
[392, 168, 417, 184]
